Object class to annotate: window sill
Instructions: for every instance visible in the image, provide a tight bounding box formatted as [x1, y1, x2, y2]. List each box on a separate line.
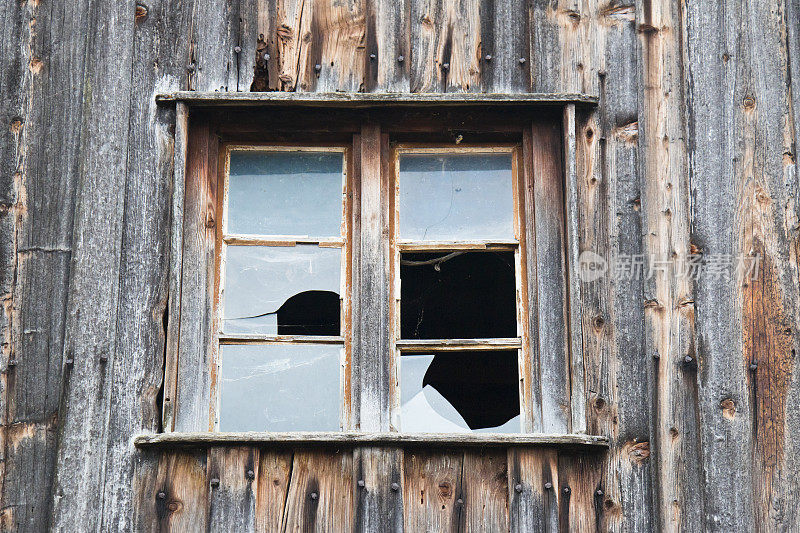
[134, 431, 608, 450]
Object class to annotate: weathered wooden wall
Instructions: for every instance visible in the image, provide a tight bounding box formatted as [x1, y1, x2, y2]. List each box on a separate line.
[1, 0, 799, 531]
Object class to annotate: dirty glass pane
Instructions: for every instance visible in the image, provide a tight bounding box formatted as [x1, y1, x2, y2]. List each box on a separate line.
[222, 245, 341, 336]
[398, 153, 514, 241]
[219, 344, 341, 432]
[400, 351, 520, 433]
[228, 150, 343, 237]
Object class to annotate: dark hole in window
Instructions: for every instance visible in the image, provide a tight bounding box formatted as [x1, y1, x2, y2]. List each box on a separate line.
[400, 251, 516, 339]
[276, 290, 340, 336]
[412, 350, 520, 430]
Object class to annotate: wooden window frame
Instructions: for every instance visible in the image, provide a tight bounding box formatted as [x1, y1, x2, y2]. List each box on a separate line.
[213, 144, 352, 431]
[163, 103, 586, 437]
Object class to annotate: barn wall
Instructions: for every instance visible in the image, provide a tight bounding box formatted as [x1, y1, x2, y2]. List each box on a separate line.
[0, 0, 798, 531]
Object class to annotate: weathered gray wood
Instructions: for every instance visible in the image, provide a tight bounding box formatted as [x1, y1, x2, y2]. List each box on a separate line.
[366, 0, 411, 92]
[282, 449, 353, 531]
[353, 447, 403, 532]
[636, 1, 704, 531]
[0, 1, 87, 530]
[254, 450, 293, 531]
[48, 1, 137, 530]
[163, 101, 189, 432]
[207, 446, 258, 531]
[459, 449, 509, 531]
[507, 447, 559, 532]
[100, 0, 185, 527]
[134, 431, 609, 448]
[187, 0, 239, 91]
[352, 124, 391, 432]
[563, 104, 586, 434]
[480, 0, 531, 92]
[557, 451, 603, 532]
[157, 90, 599, 105]
[530, 117, 571, 434]
[173, 118, 218, 432]
[395, 338, 522, 351]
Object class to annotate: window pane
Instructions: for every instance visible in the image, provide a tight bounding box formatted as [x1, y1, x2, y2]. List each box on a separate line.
[219, 344, 341, 431]
[400, 351, 520, 433]
[222, 245, 341, 336]
[228, 150, 343, 237]
[400, 251, 516, 339]
[398, 153, 514, 241]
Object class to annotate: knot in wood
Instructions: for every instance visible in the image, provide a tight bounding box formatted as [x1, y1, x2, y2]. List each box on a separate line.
[135, 4, 148, 22]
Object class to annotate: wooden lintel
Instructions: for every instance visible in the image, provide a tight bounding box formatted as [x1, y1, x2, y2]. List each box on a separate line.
[155, 92, 599, 107]
[134, 431, 609, 449]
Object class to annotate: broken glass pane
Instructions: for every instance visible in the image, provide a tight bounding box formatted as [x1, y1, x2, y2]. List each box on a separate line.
[228, 150, 344, 237]
[400, 350, 520, 433]
[399, 153, 514, 241]
[400, 251, 517, 339]
[219, 344, 341, 432]
[222, 245, 341, 336]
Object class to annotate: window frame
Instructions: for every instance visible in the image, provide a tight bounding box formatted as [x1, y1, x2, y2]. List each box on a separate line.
[212, 143, 352, 431]
[163, 104, 586, 437]
[389, 144, 532, 433]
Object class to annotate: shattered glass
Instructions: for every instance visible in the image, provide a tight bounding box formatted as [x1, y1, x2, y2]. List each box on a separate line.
[398, 153, 514, 241]
[228, 150, 344, 237]
[222, 245, 341, 336]
[400, 351, 520, 433]
[219, 344, 341, 432]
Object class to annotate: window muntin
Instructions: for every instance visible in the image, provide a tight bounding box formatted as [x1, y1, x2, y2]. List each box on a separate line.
[393, 147, 526, 434]
[215, 146, 349, 432]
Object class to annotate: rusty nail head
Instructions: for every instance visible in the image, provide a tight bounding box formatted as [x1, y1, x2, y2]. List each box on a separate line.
[749, 362, 758, 370]
[564, 487, 571, 494]
[457, 498, 464, 505]
[519, 57, 526, 64]
[397, 55, 404, 62]
[441, 63, 449, 70]
[234, 46, 242, 53]
[100, 354, 109, 362]
[314, 64, 321, 72]
[544, 482, 553, 490]
[391, 482, 400, 492]
[157, 491, 166, 500]
[246, 469, 255, 480]
[515, 484, 523, 493]
[187, 63, 196, 72]
[65, 358, 74, 366]
[263, 53, 270, 61]
[357, 480, 365, 487]
[370, 54, 376, 60]
[310, 492, 318, 500]
[653, 353, 660, 359]
[684, 355, 693, 363]
[485, 54, 492, 61]
[8, 359, 16, 367]
[210, 478, 220, 487]
[596, 489, 604, 496]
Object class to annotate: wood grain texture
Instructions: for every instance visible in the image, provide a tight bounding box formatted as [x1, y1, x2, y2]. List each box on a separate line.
[507, 447, 559, 532]
[353, 447, 404, 532]
[403, 450, 463, 531]
[254, 450, 293, 531]
[208, 446, 259, 530]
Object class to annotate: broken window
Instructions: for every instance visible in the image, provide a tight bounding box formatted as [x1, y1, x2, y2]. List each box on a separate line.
[216, 147, 347, 432]
[395, 149, 524, 433]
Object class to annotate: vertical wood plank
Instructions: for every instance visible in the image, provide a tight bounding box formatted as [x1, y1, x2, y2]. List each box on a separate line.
[480, 0, 531, 92]
[460, 449, 509, 532]
[187, 0, 240, 91]
[366, 0, 411, 92]
[636, 0, 704, 530]
[557, 451, 603, 533]
[313, 0, 367, 92]
[353, 447, 403, 533]
[173, 119, 219, 432]
[135, 449, 209, 532]
[508, 447, 559, 532]
[529, 116, 571, 434]
[254, 450, 293, 532]
[164, 102, 189, 432]
[47, 1, 137, 529]
[562, 104, 586, 434]
[402, 450, 463, 531]
[409, 0, 483, 93]
[282, 449, 353, 532]
[352, 124, 391, 432]
[208, 446, 259, 531]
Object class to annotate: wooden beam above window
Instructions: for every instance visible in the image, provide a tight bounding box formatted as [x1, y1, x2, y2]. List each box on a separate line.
[155, 91, 599, 107]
